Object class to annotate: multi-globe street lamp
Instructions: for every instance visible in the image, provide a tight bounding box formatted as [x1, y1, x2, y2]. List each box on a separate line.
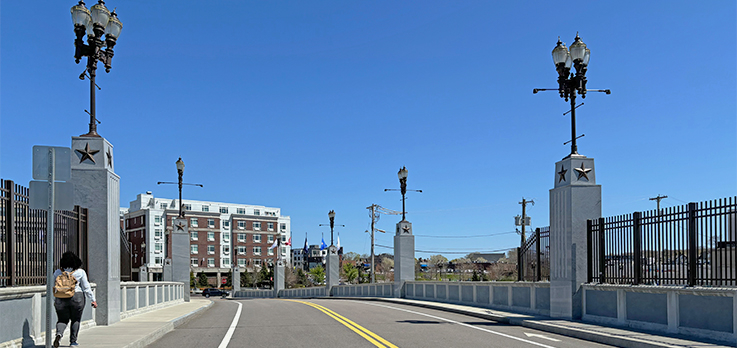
[533, 33, 610, 157]
[71, 0, 123, 137]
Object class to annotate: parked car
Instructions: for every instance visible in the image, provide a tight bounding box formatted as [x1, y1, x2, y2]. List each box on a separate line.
[202, 288, 228, 298]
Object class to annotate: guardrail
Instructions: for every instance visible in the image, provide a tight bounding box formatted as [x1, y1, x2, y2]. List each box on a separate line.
[120, 281, 185, 319]
[331, 283, 393, 298]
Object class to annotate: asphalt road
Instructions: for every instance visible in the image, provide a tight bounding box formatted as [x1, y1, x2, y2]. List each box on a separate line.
[150, 298, 615, 348]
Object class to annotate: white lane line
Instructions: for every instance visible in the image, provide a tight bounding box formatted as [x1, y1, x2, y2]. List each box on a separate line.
[363, 302, 557, 348]
[218, 301, 243, 348]
[525, 333, 561, 342]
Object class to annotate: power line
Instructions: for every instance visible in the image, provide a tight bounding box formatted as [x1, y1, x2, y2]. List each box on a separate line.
[413, 231, 518, 238]
[375, 244, 516, 254]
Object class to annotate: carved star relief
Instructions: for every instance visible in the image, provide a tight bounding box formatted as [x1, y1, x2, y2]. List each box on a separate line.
[574, 162, 592, 181]
[402, 225, 410, 234]
[75, 143, 99, 164]
[175, 221, 186, 231]
[557, 165, 567, 183]
[106, 149, 113, 168]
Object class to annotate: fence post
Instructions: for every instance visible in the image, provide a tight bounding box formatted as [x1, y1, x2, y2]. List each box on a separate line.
[587, 220, 593, 283]
[517, 247, 522, 281]
[598, 217, 606, 284]
[5, 180, 16, 286]
[633, 212, 642, 285]
[535, 228, 542, 282]
[688, 202, 698, 287]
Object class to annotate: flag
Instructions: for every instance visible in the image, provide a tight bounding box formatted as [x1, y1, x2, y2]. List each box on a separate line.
[320, 237, 327, 250]
[336, 233, 341, 250]
[269, 239, 278, 250]
[303, 235, 308, 255]
[285, 237, 292, 246]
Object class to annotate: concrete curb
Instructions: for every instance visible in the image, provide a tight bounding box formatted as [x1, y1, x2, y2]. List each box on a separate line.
[328, 297, 725, 348]
[121, 300, 214, 348]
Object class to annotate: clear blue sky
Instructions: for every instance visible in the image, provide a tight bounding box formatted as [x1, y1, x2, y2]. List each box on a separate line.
[2, 1, 735, 260]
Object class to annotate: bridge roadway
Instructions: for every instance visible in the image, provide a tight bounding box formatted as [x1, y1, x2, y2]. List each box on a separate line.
[150, 298, 614, 348]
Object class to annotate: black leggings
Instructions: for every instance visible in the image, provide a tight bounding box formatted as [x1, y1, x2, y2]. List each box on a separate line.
[54, 292, 86, 343]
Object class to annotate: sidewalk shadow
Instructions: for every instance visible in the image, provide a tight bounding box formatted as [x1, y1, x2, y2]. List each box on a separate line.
[22, 320, 43, 348]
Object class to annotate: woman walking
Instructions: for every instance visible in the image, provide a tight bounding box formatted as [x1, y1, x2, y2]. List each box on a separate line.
[52, 252, 97, 347]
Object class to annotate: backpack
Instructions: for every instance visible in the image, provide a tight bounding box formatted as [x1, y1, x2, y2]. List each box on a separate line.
[53, 271, 77, 298]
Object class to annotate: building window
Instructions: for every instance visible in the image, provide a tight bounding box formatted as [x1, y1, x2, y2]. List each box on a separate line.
[191, 245, 198, 254]
[237, 221, 246, 229]
[253, 234, 261, 243]
[207, 231, 215, 241]
[267, 222, 274, 231]
[220, 207, 228, 214]
[238, 246, 246, 255]
[191, 258, 198, 266]
[253, 222, 261, 231]
[160, 203, 168, 209]
[154, 215, 162, 224]
[253, 247, 261, 256]
[238, 233, 246, 242]
[237, 208, 246, 215]
[223, 220, 230, 228]
[184, 204, 192, 211]
[208, 218, 215, 228]
[281, 246, 287, 255]
[154, 243, 163, 253]
[238, 258, 247, 267]
[190, 232, 198, 240]
[254, 209, 260, 216]
[280, 223, 286, 231]
[207, 258, 215, 267]
[154, 228, 163, 239]
[267, 235, 274, 244]
[202, 205, 209, 212]
[281, 235, 287, 242]
[223, 257, 230, 267]
[223, 233, 230, 242]
[268, 248, 274, 256]
[223, 245, 230, 255]
[155, 256, 163, 265]
[208, 245, 215, 254]
[190, 217, 198, 227]
[254, 259, 262, 267]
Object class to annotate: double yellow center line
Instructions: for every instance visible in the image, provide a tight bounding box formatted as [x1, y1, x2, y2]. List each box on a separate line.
[283, 299, 398, 348]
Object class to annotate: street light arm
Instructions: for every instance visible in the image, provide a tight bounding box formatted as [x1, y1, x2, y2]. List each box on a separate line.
[157, 181, 203, 187]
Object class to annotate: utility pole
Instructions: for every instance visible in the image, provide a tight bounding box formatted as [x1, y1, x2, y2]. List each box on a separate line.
[650, 195, 668, 211]
[517, 198, 534, 246]
[366, 204, 400, 283]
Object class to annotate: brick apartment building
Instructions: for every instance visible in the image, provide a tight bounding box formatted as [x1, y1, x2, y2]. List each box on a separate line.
[122, 192, 290, 286]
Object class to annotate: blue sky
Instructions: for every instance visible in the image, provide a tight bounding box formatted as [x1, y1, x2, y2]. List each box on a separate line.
[2, 1, 735, 260]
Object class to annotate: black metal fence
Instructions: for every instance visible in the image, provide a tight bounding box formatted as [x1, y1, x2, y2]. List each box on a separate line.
[1, 179, 89, 287]
[120, 227, 132, 281]
[588, 196, 737, 287]
[518, 227, 550, 282]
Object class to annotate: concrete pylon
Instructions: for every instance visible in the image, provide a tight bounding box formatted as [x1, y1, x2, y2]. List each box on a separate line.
[70, 136, 120, 325]
[394, 220, 414, 297]
[274, 259, 285, 297]
[171, 218, 190, 302]
[325, 245, 339, 292]
[549, 155, 601, 319]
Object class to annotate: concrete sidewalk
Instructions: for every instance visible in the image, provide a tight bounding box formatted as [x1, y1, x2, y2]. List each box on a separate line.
[53, 299, 212, 348]
[332, 297, 733, 348]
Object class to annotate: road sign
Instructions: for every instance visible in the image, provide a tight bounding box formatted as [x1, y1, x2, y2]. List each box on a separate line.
[32, 146, 71, 182]
[222, 278, 227, 284]
[29, 181, 74, 211]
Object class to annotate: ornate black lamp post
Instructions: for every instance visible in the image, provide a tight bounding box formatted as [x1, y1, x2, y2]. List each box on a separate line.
[385, 166, 422, 221]
[319, 210, 344, 247]
[71, 1, 123, 138]
[157, 158, 203, 218]
[533, 34, 610, 158]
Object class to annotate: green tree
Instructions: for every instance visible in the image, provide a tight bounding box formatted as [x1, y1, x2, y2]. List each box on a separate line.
[198, 273, 209, 287]
[190, 271, 196, 289]
[343, 252, 361, 261]
[296, 269, 308, 287]
[224, 272, 232, 288]
[240, 271, 253, 288]
[471, 270, 479, 281]
[310, 265, 325, 284]
[343, 263, 359, 284]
